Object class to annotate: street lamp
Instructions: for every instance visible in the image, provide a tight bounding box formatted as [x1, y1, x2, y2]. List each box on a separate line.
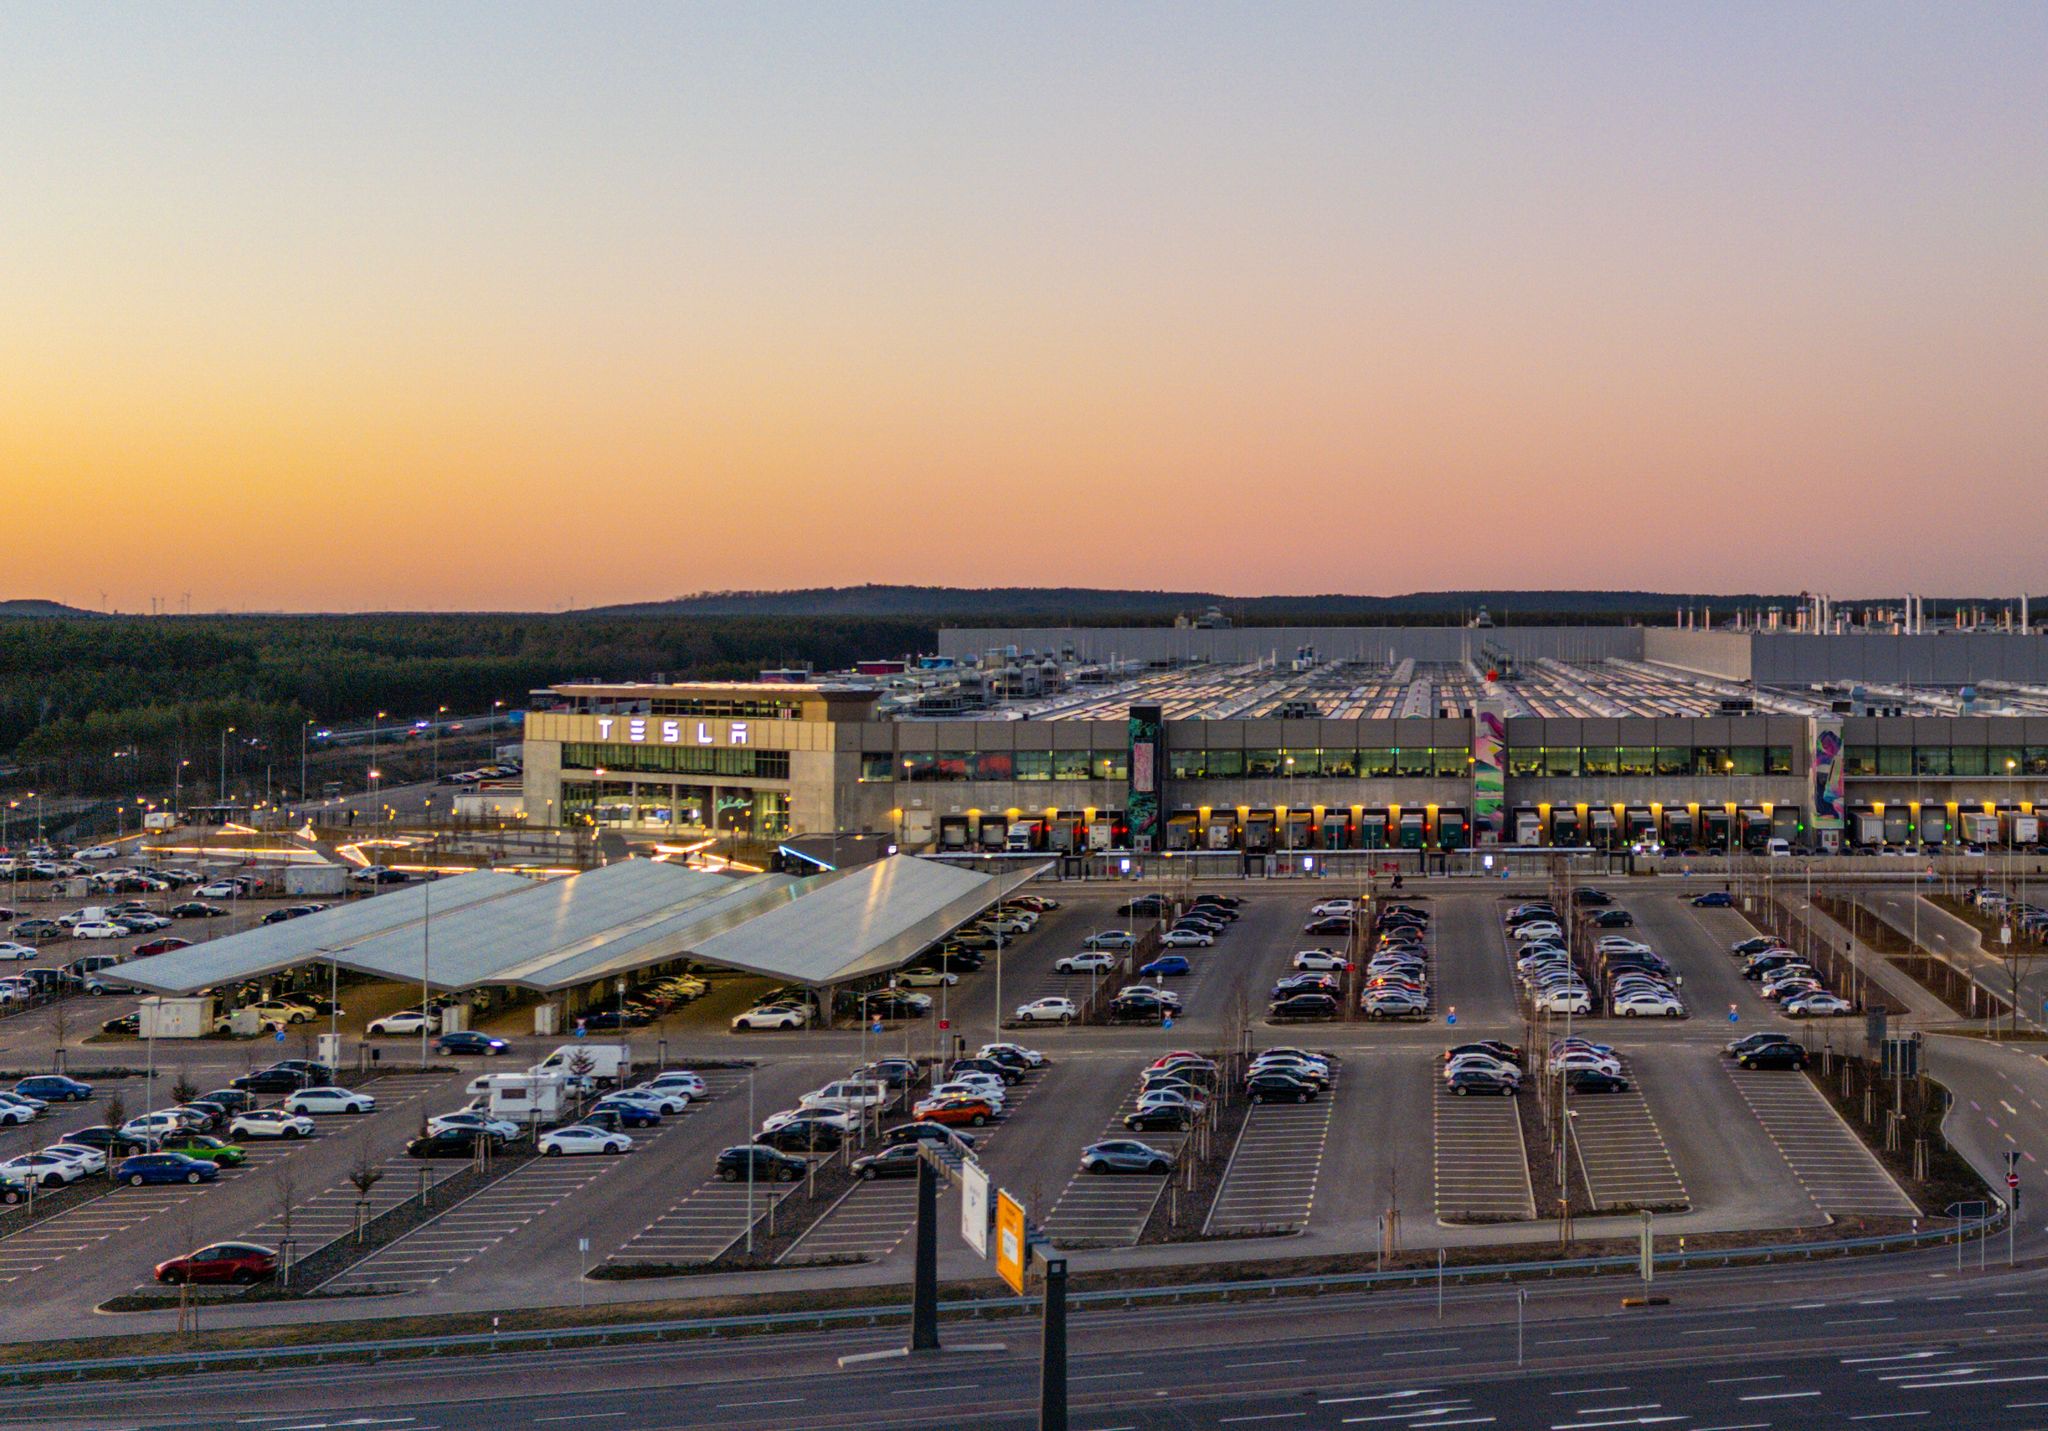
[433, 706, 448, 783]
[220, 726, 236, 803]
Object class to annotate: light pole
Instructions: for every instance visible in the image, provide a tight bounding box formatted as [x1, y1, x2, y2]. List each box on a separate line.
[219, 726, 235, 803]
[370, 712, 386, 805]
[433, 706, 448, 783]
[300, 720, 313, 804]
[419, 878, 432, 1070]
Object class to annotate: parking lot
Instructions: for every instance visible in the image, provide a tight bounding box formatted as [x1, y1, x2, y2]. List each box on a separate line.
[1724, 1063, 1919, 1216]
[1039, 1079, 1188, 1247]
[1203, 1057, 1338, 1235]
[1431, 1076, 1536, 1222]
[1565, 1056, 1690, 1211]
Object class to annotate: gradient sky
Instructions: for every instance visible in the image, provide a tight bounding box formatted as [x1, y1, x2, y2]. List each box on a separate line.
[4, 3, 2044, 612]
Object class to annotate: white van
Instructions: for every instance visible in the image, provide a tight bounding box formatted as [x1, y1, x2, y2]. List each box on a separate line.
[528, 1043, 631, 1084]
[798, 1080, 891, 1115]
[1766, 838, 1791, 857]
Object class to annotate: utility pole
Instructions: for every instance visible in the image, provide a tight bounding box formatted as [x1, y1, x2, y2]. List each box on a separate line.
[1040, 1251, 1069, 1431]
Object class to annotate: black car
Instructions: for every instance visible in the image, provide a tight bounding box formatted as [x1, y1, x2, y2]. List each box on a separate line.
[406, 1127, 489, 1159]
[1191, 895, 1242, 910]
[62, 1124, 155, 1155]
[859, 1058, 919, 1089]
[1571, 888, 1613, 906]
[1724, 1032, 1795, 1058]
[850, 1143, 924, 1180]
[1246, 1071, 1319, 1103]
[1737, 1043, 1808, 1071]
[861, 992, 930, 1019]
[1303, 916, 1353, 935]
[1446, 1069, 1518, 1096]
[977, 1047, 1033, 1075]
[1445, 1041, 1524, 1066]
[1268, 992, 1338, 1020]
[881, 1121, 974, 1151]
[196, 1088, 254, 1114]
[101, 1013, 139, 1036]
[1591, 909, 1635, 928]
[1106, 995, 1167, 1025]
[1563, 1068, 1630, 1094]
[1125, 1104, 1193, 1132]
[758, 1121, 843, 1154]
[715, 1144, 807, 1183]
[169, 902, 227, 919]
[231, 1063, 331, 1094]
[1118, 896, 1169, 917]
[435, 1031, 511, 1056]
[581, 1008, 652, 1031]
[575, 1108, 641, 1136]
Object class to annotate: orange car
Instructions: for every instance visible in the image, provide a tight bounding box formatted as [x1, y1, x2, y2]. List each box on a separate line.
[913, 1095, 995, 1127]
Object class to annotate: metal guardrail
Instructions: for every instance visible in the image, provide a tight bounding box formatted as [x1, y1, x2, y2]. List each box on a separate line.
[0, 1213, 2004, 1385]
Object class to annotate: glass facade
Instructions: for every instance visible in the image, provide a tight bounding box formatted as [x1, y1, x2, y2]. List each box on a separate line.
[559, 779, 787, 839]
[1844, 746, 2048, 777]
[561, 743, 790, 779]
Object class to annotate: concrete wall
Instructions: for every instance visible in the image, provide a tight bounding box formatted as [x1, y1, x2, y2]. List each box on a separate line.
[1641, 628, 1754, 680]
[936, 626, 1647, 665]
[1752, 633, 2048, 685]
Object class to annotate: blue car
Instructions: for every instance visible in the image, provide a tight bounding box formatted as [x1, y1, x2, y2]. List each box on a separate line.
[1690, 891, 1735, 908]
[1138, 955, 1191, 978]
[15, 1076, 92, 1103]
[114, 1153, 220, 1187]
[589, 1099, 661, 1128]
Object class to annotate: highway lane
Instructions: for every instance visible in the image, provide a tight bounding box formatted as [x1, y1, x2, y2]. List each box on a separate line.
[26, 1260, 2048, 1430]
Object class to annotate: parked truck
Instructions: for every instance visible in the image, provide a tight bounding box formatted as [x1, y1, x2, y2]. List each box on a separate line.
[480, 1072, 567, 1130]
[283, 864, 351, 897]
[2005, 811, 2041, 847]
[1853, 811, 1886, 847]
[1961, 812, 2002, 845]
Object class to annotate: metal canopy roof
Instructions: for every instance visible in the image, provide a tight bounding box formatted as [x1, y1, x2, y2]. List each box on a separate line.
[117, 871, 532, 995]
[116, 855, 1045, 998]
[687, 856, 1048, 986]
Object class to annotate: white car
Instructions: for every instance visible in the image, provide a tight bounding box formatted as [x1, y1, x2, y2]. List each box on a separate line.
[1055, 951, 1118, 974]
[612, 1088, 690, 1115]
[1159, 929, 1213, 948]
[799, 1080, 891, 1114]
[1293, 949, 1347, 971]
[760, 1107, 855, 1134]
[285, 1086, 377, 1115]
[367, 1010, 441, 1037]
[1512, 923, 1564, 942]
[1014, 997, 1076, 1025]
[1596, 938, 1654, 955]
[229, 1110, 315, 1140]
[1785, 991, 1853, 1017]
[0, 1152, 86, 1189]
[122, 913, 172, 931]
[40, 1143, 108, 1175]
[0, 942, 37, 962]
[732, 1005, 808, 1031]
[1611, 991, 1681, 1017]
[895, 967, 958, 988]
[194, 882, 243, 899]
[929, 1079, 1006, 1108]
[1081, 931, 1137, 950]
[428, 1111, 520, 1139]
[77, 845, 121, 860]
[636, 1072, 708, 1099]
[1444, 1054, 1520, 1081]
[71, 922, 130, 941]
[1551, 1049, 1624, 1076]
[539, 1125, 631, 1157]
[1534, 988, 1592, 1015]
[1138, 1089, 1207, 1116]
[0, 1100, 35, 1126]
[1310, 899, 1357, 917]
[122, 1111, 202, 1138]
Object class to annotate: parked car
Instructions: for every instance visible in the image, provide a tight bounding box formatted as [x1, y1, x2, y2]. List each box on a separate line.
[539, 1125, 632, 1156]
[406, 1127, 491, 1159]
[115, 1153, 220, 1187]
[1054, 951, 1118, 975]
[1013, 997, 1077, 1025]
[154, 1132, 248, 1166]
[154, 1242, 277, 1286]
[714, 1144, 806, 1182]
[228, 1110, 315, 1141]
[1737, 1043, 1809, 1071]
[1137, 954, 1192, 978]
[284, 1086, 376, 1116]
[15, 1076, 92, 1103]
[1080, 1139, 1172, 1175]
[1691, 891, 1735, 908]
[731, 1005, 809, 1031]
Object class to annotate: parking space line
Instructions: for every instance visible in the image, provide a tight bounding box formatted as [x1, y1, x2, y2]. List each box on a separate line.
[1433, 1080, 1535, 1223]
[1206, 1064, 1338, 1235]
[1724, 1065, 1918, 1217]
[1568, 1058, 1688, 1211]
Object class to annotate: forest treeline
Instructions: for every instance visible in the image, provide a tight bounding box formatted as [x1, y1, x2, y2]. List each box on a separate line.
[0, 615, 934, 794]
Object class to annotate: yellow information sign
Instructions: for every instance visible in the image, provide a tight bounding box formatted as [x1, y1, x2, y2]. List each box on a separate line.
[995, 1190, 1027, 1294]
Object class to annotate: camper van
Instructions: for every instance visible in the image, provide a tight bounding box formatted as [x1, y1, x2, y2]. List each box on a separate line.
[528, 1043, 631, 1086]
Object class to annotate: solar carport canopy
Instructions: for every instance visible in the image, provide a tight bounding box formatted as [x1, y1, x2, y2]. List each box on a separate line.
[116, 870, 531, 995]
[117, 854, 1046, 998]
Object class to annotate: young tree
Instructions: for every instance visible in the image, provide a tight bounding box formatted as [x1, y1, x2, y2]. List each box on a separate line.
[171, 1075, 199, 1107]
[347, 1140, 385, 1243]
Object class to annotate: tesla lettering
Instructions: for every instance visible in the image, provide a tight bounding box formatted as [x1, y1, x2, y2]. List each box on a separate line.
[626, 718, 647, 743]
[730, 722, 749, 745]
[661, 719, 681, 744]
[595, 717, 614, 739]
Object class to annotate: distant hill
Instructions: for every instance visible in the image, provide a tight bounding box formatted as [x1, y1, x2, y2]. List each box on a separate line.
[588, 586, 1800, 622]
[0, 599, 95, 618]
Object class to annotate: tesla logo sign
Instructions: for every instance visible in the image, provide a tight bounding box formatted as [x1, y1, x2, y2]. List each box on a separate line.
[593, 718, 750, 747]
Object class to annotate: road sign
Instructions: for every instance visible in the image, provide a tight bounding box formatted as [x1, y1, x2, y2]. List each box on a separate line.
[871, 1020, 884, 1034]
[1162, 1016, 1174, 1030]
[574, 1022, 586, 1038]
[1729, 1004, 1739, 1023]
[577, 1236, 590, 1253]
[1446, 1006, 1456, 1026]
[2010, 1173, 2021, 1190]
[274, 1029, 286, 1042]
[938, 1019, 950, 1031]
[995, 1190, 1027, 1294]
[960, 1161, 990, 1258]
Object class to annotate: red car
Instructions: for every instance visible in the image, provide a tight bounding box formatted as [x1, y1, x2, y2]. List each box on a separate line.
[153, 1241, 277, 1286]
[133, 937, 192, 957]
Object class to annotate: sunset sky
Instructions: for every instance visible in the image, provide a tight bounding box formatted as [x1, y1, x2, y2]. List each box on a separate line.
[4, 4, 2044, 612]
